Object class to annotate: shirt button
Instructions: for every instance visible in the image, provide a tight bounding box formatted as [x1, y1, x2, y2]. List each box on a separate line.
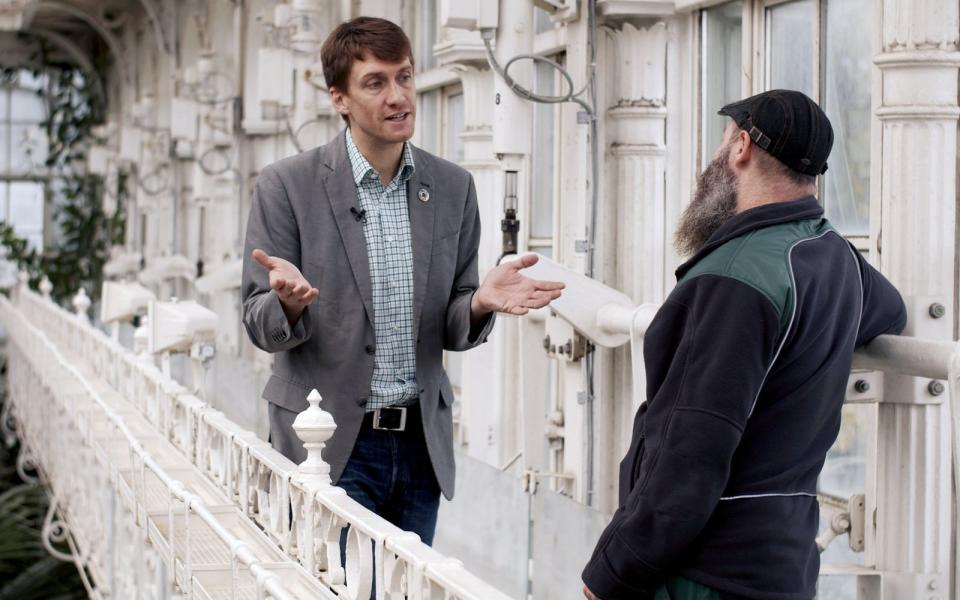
[365, 344, 375, 355]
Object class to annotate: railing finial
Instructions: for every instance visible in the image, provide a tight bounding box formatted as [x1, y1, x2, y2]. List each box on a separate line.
[39, 276, 53, 300]
[72, 288, 91, 322]
[292, 389, 336, 482]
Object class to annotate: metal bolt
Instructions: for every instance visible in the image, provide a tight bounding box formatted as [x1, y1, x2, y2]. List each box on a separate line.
[542, 335, 551, 350]
[563, 341, 572, 355]
[928, 380, 945, 396]
[929, 303, 946, 319]
[928, 579, 938, 591]
[854, 379, 870, 393]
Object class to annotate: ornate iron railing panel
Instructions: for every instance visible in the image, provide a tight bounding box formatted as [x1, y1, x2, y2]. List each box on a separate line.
[2, 280, 512, 599]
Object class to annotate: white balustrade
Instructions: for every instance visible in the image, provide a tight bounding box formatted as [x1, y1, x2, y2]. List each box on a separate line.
[1, 282, 513, 599]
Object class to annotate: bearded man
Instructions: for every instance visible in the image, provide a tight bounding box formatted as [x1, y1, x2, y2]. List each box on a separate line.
[581, 90, 906, 600]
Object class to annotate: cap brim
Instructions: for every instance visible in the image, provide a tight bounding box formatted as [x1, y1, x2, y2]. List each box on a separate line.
[718, 98, 754, 127]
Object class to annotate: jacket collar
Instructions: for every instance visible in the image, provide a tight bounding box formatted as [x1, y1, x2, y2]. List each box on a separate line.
[675, 196, 824, 279]
[344, 126, 416, 187]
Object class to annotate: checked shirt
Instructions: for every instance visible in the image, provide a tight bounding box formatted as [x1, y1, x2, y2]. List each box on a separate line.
[345, 128, 420, 411]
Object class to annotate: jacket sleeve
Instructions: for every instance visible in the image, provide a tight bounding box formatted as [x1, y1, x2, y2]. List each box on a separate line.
[240, 165, 313, 353]
[853, 250, 907, 345]
[443, 174, 495, 351]
[581, 275, 781, 599]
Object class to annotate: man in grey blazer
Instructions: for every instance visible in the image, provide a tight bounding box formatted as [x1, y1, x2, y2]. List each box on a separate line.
[241, 17, 562, 544]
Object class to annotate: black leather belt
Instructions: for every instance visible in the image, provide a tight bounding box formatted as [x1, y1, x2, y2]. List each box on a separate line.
[365, 402, 420, 432]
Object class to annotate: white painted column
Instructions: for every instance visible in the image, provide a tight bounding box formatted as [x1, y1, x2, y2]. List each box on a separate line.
[607, 22, 668, 306]
[436, 1, 534, 470]
[447, 63, 521, 468]
[597, 20, 669, 512]
[873, 1, 958, 596]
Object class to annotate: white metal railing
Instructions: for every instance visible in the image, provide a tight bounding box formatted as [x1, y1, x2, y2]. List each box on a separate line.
[3, 278, 513, 600]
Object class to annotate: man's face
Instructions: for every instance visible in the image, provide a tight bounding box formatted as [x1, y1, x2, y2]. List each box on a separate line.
[673, 124, 739, 257]
[331, 54, 417, 146]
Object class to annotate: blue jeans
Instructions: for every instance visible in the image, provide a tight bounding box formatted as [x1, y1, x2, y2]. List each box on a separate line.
[337, 407, 440, 597]
[337, 405, 441, 544]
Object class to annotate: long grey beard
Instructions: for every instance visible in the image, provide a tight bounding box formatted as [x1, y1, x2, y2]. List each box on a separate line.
[674, 148, 738, 257]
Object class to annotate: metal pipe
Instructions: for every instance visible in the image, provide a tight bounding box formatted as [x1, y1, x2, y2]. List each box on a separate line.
[851, 336, 955, 380]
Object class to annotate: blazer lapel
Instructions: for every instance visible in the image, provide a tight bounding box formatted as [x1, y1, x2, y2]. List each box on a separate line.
[319, 132, 375, 327]
[407, 151, 435, 337]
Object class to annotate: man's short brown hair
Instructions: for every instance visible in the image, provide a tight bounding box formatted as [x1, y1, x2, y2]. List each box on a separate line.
[321, 17, 415, 94]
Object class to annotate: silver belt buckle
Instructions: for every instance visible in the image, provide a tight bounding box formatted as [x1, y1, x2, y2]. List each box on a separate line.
[372, 406, 408, 431]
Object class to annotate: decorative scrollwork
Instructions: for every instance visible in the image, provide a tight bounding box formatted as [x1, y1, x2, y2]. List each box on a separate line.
[42, 498, 77, 562]
[16, 447, 39, 484]
[0, 398, 18, 447]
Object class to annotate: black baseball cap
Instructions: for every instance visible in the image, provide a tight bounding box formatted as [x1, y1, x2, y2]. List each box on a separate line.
[718, 89, 834, 176]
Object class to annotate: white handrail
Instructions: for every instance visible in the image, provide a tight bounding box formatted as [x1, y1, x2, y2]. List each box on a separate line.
[4, 295, 297, 600]
[6, 280, 513, 600]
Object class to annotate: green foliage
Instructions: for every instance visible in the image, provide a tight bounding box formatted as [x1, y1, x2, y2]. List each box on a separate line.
[0, 61, 125, 305]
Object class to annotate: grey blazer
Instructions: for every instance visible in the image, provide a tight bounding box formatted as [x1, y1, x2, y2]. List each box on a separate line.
[241, 129, 493, 499]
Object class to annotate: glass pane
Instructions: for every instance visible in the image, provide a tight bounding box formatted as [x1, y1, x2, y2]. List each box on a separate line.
[0, 182, 8, 220]
[819, 404, 873, 498]
[10, 123, 47, 173]
[530, 58, 556, 240]
[701, 1, 742, 168]
[8, 182, 44, 248]
[818, 403, 873, 571]
[766, 0, 816, 97]
[535, 7, 553, 34]
[0, 124, 9, 173]
[529, 245, 552, 259]
[822, 0, 872, 235]
[0, 88, 8, 120]
[26, 232, 42, 251]
[10, 87, 46, 123]
[417, 90, 440, 154]
[445, 92, 464, 163]
[817, 576, 857, 600]
[417, 0, 437, 71]
[17, 70, 46, 92]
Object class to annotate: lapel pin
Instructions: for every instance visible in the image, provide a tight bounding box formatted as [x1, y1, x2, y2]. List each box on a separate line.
[418, 188, 430, 202]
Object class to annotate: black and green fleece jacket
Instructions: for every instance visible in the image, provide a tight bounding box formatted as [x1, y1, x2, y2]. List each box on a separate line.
[582, 196, 906, 600]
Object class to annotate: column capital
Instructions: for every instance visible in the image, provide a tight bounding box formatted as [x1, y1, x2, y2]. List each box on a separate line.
[881, 0, 959, 53]
[606, 22, 667, 109]
[450, 63, 495, 138]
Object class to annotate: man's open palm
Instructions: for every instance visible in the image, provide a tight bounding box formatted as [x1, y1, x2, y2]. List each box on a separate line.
[475, 254, 564, 316]
[251, 249, 319, 322]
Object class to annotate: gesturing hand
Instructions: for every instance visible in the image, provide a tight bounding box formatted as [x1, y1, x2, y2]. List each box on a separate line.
[471, 254, 565, 317]
[582, 585, 602, 600]
[251, 248, 319, 324]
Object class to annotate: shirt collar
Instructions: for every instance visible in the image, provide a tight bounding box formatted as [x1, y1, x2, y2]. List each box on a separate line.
[345, 127, 416, 187]
[675, 195, 825, 280]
